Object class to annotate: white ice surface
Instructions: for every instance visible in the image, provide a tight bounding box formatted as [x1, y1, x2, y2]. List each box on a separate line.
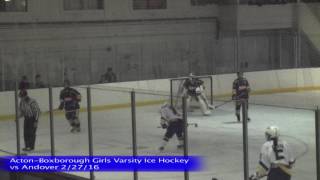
[0, 94, 317, 180]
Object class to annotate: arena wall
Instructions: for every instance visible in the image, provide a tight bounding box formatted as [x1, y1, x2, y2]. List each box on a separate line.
[1, 68, 320, 120]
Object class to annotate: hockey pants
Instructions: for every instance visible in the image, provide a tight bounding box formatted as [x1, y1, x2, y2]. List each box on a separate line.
[268, 167, 291, 180]
[163, 120, 184, 142]
[235, 99, 249, 119]
[65, 109, 80, 129]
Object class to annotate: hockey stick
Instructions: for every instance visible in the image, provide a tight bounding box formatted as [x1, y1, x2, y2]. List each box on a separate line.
[214, 99, 233, 109]
[214, 92, 248, 109]
[157, 122, 198, 128]
[46, 109, 79, 113]
[187, 123, 198, 127]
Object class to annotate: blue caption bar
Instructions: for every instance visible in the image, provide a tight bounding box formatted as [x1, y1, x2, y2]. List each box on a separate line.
[0, 156, 203, 172]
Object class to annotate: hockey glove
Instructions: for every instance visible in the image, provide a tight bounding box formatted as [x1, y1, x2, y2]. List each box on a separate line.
[249, 174, 259, 180]
[58, 103, 64, 110]
[161, 123, 168, 129]
[76, 95, 82, 102]
[160, 118, 168, 129]
[289, 158, 296, 168]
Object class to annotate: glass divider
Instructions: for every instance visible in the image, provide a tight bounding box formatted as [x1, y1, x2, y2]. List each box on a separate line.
[242, 100, 249, 180]
[315, 107, 320, 180]
[131, 90, 138, 180]
[86, 87, 94, 180]
[182, 96, 189, 180]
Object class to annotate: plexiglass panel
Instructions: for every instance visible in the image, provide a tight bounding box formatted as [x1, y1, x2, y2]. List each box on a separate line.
[91, 86, 133, 180]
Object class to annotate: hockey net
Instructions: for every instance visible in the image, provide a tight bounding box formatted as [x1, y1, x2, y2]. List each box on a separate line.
[170, 75, 213, 109]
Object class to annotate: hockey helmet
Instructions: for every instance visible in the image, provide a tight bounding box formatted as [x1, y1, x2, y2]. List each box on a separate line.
[237, 71, 244, 77]
[265, 126, 280, 140]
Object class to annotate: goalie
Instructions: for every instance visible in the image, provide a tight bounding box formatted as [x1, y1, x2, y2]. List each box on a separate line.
[158, 103, 184, 151]
[250, 126, 295, 180]
[181, 73, 214, 116]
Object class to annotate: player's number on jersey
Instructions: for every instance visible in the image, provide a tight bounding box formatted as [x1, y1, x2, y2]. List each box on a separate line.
[274, 145, 285, 160]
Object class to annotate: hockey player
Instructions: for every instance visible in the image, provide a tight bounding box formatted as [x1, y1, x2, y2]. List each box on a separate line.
[250, 126, 295, 180]
[232, 71, 250, 122]
[58, 80, 81, 133]
[182, 73, 213, 116]
[18, 90, 41, 152]
[158, 103, 184, 151]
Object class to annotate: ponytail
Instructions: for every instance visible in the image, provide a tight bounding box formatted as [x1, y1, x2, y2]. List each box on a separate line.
[272, 138, 278, 151]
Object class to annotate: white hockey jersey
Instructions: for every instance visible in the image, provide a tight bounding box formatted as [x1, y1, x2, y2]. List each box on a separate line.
[258, 139, 295, 174]
[160, 104, 182, 123]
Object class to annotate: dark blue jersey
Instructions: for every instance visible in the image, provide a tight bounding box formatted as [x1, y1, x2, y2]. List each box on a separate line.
[59, 87, 81, 111]
[233, 77, 250, 99]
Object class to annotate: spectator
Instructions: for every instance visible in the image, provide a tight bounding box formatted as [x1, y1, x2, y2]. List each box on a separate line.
[104, 67, 117, 83]
[19, 76, 30, 90]
[99, 74, 107, 84]
[34, 74, 45, 88]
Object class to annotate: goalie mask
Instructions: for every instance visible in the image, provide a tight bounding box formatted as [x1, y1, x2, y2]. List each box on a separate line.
[265, 126, 280, 140]
[188, 73, 195, 80]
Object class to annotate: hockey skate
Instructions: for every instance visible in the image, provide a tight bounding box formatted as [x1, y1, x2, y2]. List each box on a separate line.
[236, 114, 240, 122]
[70, 127, 77, 133]
[177, 144, 184, 149]
[71, 126, 81, 133]
[158, 146, 164, 151]
[199, 98, 211, 116]
[207, 104, 215, 110]
[22, 147, 33, 152]
[203, 110, 211, 116]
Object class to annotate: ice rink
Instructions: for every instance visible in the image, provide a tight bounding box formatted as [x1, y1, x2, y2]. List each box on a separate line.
[0, 91, 317, 180]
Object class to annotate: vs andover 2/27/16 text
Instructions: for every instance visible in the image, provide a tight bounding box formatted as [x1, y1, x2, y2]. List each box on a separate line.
[10, 164, 100, 171]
